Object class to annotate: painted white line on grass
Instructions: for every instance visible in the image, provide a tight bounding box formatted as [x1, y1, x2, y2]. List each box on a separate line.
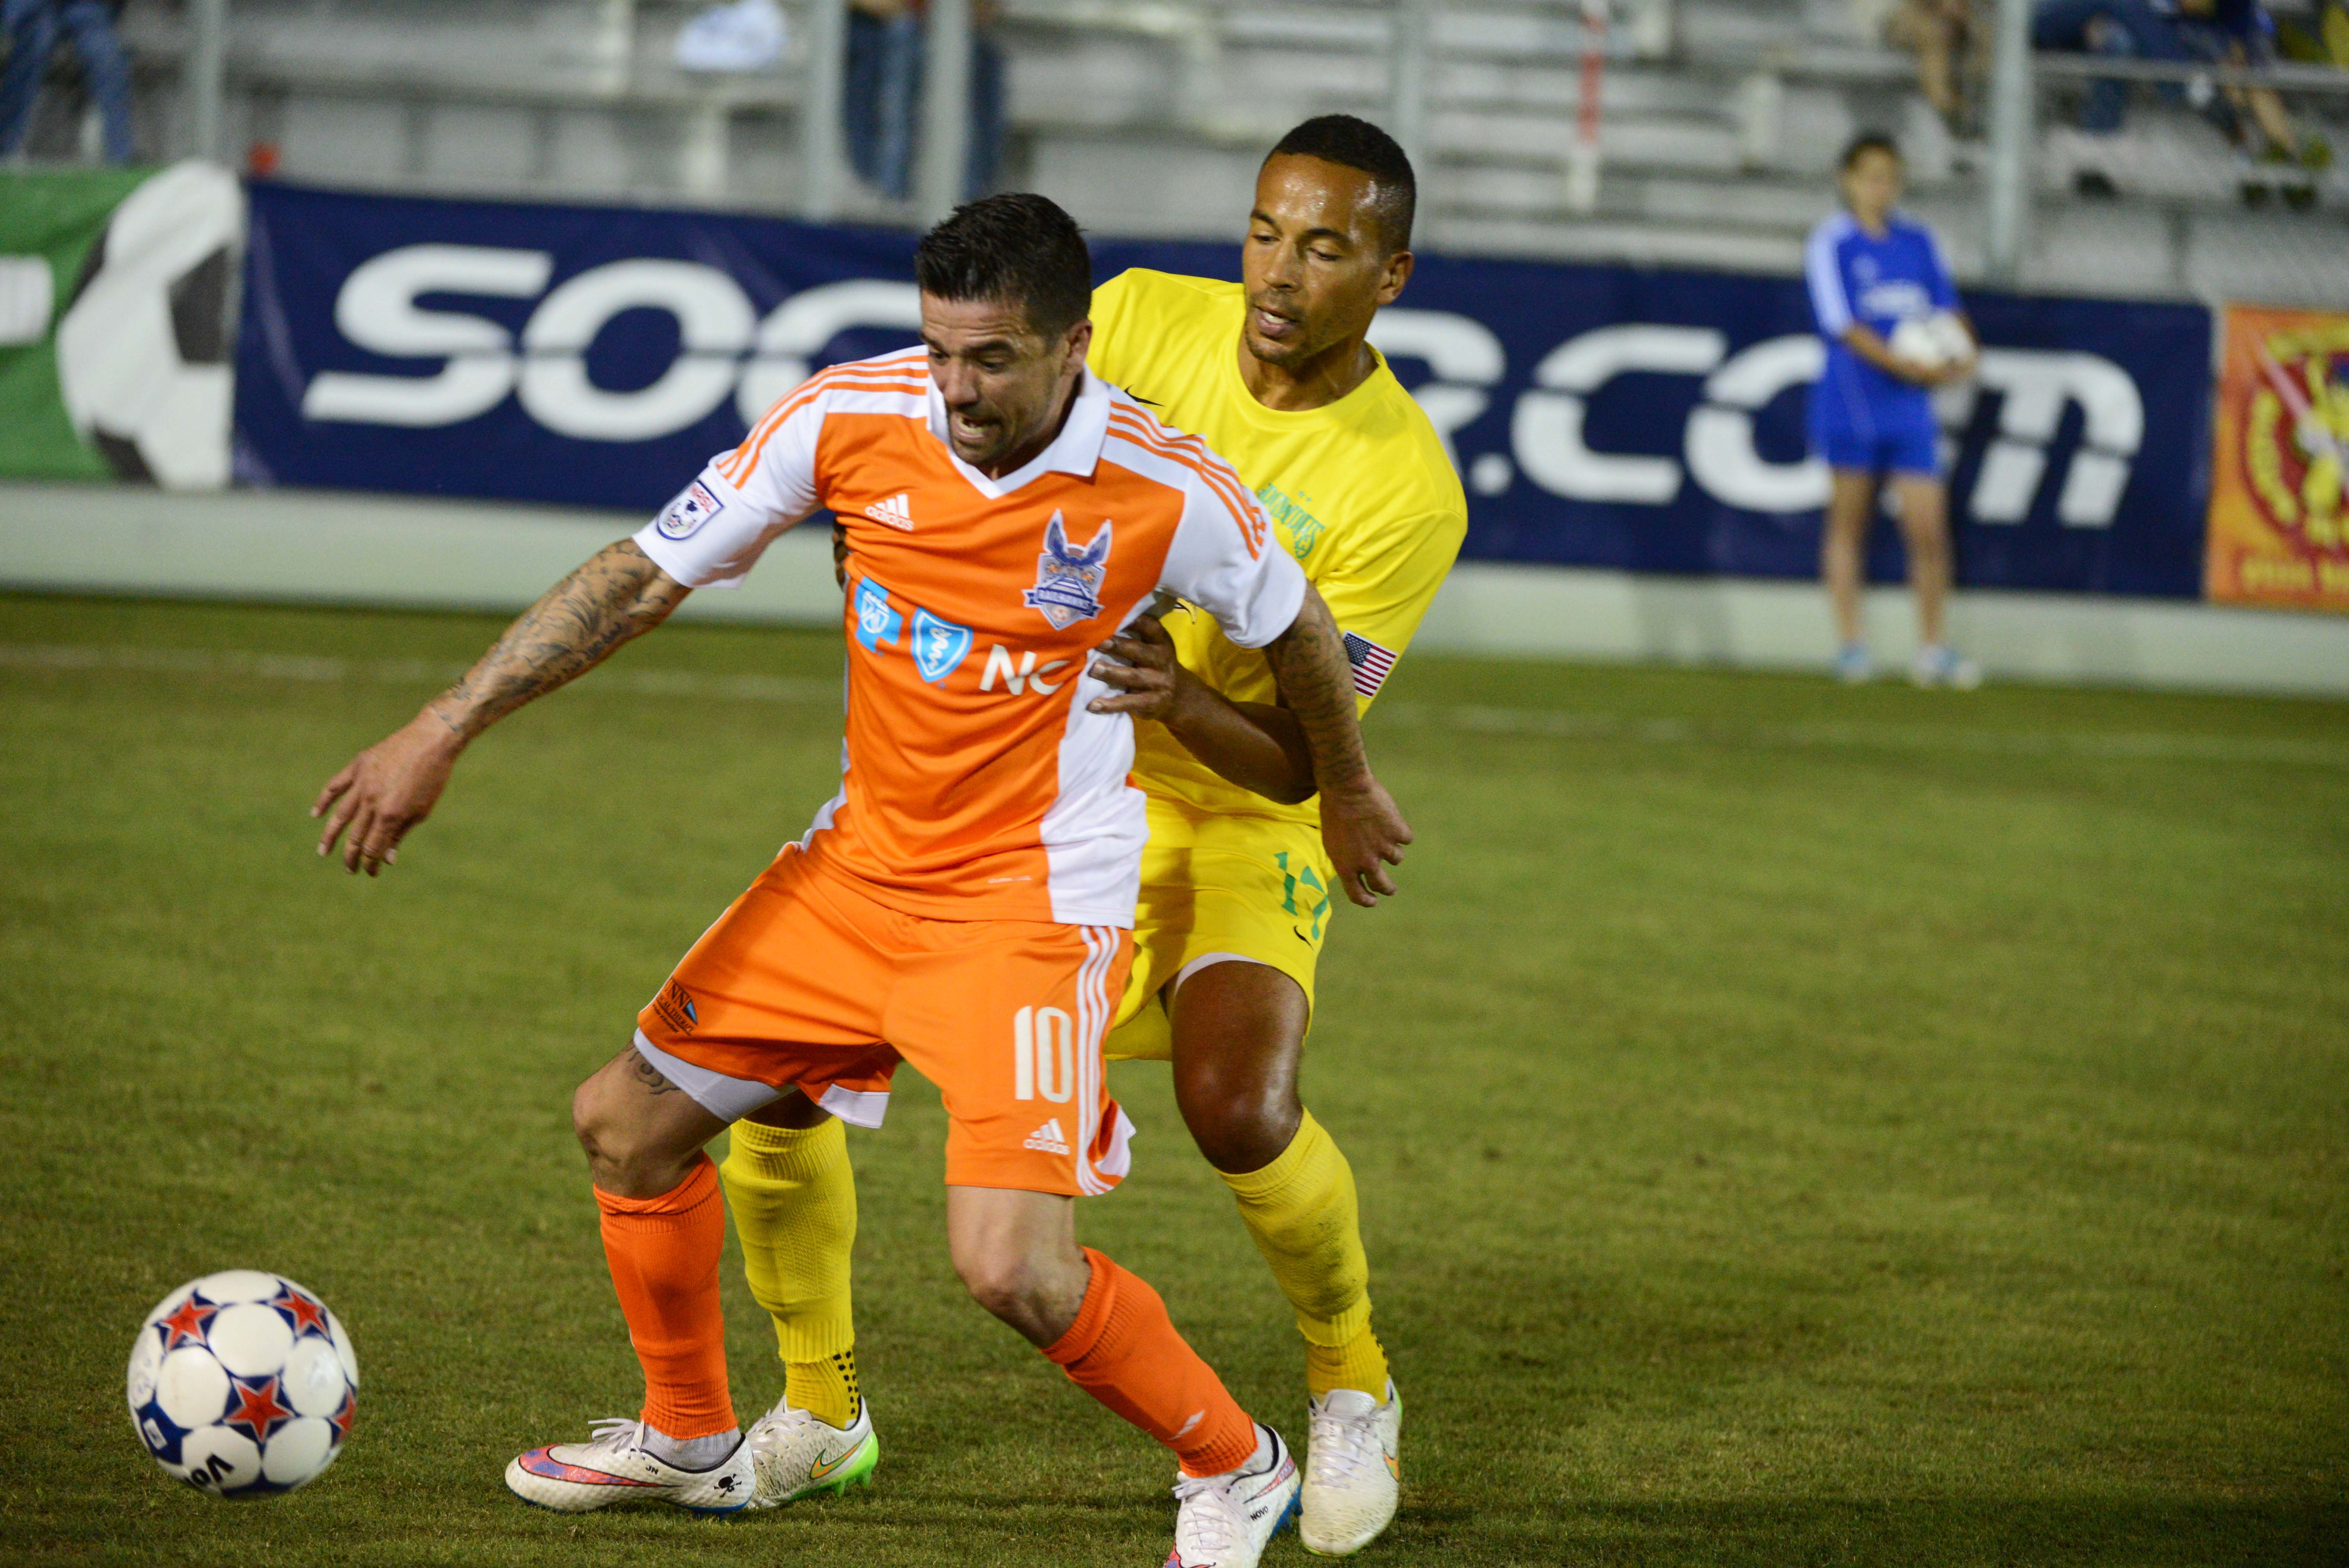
[1376, 702, 2349, 770]
[0, 643, 839, 704]
[7, 643, 2344, 769]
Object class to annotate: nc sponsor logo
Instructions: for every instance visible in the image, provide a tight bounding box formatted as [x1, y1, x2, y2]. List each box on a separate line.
[977, 644, 1070, 695]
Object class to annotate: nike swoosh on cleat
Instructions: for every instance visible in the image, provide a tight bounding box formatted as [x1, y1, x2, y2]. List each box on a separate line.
[517, 1450, 658, 1486]
[807, 1440, 867, 1481]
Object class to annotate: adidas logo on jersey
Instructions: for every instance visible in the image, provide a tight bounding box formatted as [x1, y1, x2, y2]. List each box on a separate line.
[865, 493, 914, 531]
[1023, 1119, 1069, 1155]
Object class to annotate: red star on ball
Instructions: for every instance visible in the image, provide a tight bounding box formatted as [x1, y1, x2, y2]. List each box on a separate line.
[326, 1388, 356, 1443]
[222, 1374, 297, 1445]
[156, 1295, 218, 1351]
[267, 1285, 330, 1338]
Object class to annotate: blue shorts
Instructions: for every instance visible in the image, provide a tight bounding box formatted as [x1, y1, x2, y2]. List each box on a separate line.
[1812, 419, 1940, 478]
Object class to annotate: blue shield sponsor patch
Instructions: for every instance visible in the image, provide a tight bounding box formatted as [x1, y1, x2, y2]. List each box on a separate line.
[910, 607, 974, 683]
[854, 577, 902, 653]
[1022, 511, 1112, 631]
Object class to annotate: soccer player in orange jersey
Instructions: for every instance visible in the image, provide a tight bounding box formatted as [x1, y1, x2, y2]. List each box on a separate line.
[310, 194, 1410, 1568]
[736, 117, 1458, 1557]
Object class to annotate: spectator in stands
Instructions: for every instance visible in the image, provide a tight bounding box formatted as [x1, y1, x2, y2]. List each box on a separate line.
[843, 0, 1003, 202]
[2170, 0, 2331, 201]
[1883, 0, 1989, 132]
[1805, 133, 1982, 689]
[2032, 0, 2326, 200]
[0, 0, 134, 164]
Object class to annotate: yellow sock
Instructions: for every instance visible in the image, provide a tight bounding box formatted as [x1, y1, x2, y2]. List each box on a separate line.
[720, 1116, 859, 1427]
[784, 1349, 860, 1430]
[1219, 1110, 1392, 1401]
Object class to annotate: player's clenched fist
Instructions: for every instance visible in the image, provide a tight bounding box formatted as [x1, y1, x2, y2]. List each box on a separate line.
[1318, 774, 1412, 909]
[311, 715, 463, 877]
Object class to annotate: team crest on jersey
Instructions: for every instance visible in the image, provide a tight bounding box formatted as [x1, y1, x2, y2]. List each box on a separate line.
[910, 607, 974, 683]
[656, 480, 724, 540]
[1023, 512, 1112, 630]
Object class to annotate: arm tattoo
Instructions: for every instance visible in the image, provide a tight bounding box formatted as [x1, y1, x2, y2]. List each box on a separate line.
[629, 1049, 682, 1097]
[428, 539, 690, 741]
[1261, 588, 1372, 796]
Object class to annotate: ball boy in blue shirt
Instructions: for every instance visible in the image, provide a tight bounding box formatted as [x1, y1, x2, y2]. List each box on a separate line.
[1805, 132, 1981, 688]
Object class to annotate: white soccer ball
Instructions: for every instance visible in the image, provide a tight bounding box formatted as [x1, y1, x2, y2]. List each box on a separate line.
[126, 1270, 358, 1499]
[1888, 310, 1973, 370]
[53, 160, 244, 490]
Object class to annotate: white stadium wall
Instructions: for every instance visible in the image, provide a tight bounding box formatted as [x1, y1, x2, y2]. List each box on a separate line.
[3, 482, 2343, 698]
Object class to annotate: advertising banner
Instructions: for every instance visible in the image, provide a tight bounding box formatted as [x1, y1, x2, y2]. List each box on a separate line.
[2205, 303, 2349, 613]
[0, 161, 244, 489]
[235, 181, 2213, 597]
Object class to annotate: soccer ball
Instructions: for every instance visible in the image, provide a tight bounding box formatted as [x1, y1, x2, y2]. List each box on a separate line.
[53, 159, 244, 490]
[1888, 310, 1974, 370]
[125, 1270, 358, 1498]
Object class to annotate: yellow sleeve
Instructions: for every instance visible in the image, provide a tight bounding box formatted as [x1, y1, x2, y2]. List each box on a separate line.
[1086, 269, 1142, 389]
[1314, 508, 1467, 714]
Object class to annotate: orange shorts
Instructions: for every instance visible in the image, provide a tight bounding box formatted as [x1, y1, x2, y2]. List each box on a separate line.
[634, 847, 1135, 1197]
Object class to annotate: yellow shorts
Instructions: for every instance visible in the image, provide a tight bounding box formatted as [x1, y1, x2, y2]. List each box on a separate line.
[1104, 798, 1334, 1062]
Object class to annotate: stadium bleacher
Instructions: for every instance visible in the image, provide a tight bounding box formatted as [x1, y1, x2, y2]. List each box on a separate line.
[11, 0, 2329, 305]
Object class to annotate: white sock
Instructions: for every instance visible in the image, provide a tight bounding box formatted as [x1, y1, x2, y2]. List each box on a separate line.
[644, 1425, 741, 1471]
[1235, 1422, 1276, 1478]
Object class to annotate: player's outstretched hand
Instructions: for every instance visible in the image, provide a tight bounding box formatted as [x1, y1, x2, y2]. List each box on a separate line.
[1085, 613, 1188, 722]
[311, 714, 464, 877]
[1320, 775, 1413, 908]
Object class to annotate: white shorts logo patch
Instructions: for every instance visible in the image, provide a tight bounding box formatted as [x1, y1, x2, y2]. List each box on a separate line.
[1023, 1118, 1070, 1155]
[657, 479, 724, 540]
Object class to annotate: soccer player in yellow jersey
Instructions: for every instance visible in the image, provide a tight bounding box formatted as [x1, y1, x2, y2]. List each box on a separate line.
[721, 115, 1464, 1557]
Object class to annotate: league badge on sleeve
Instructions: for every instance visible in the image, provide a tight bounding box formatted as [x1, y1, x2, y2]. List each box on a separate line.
[657, 480, 725, 540]
[1022, 512, 1112, 631]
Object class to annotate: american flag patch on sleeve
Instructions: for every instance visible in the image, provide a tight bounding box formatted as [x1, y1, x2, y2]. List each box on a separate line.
[1341, 631, 1398, 700]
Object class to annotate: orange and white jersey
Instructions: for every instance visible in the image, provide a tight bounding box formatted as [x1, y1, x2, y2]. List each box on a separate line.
[633, 346, 1307, 927]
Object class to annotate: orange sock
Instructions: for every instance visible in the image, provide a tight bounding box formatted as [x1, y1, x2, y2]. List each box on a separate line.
[1043, 1248, 1256, 1478]
[595, 1155, 736, 1441]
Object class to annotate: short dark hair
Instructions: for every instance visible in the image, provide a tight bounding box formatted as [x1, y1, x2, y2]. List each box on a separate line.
[1841, 131, 1902, 170]
[914, 193, 1093, 339]
[1266, 114, 1416, 253]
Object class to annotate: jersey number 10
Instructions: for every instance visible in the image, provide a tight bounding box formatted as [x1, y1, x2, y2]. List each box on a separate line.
[1012, 1006, 1076, 1104]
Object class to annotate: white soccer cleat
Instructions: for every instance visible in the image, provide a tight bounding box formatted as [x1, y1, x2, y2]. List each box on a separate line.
[742, 1393, 880, 1509]
[1167, 1424, 1300, 1568]
[1300, 1381, 1401, 1557]
[504, 1418, 753, 1515]
[1911, 645, 1983, 690]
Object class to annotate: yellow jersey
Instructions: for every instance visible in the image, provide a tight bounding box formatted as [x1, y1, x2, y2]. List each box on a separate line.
[1087, 269, 1468, 831]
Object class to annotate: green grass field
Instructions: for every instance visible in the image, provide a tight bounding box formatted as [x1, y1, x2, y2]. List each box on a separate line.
[2, 591, 2344, 1567]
